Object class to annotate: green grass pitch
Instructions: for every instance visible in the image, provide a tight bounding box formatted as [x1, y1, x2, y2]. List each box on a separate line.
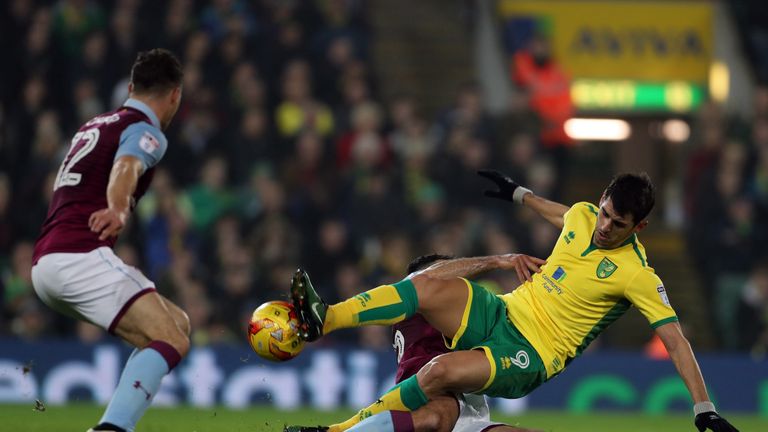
[1, 404, 765, 431]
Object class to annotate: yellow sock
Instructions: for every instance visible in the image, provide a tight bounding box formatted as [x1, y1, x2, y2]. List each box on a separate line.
[328, 374, 428, 431]
[323, 279, 418, 334]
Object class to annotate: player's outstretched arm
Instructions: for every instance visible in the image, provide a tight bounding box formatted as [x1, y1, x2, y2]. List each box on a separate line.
[412, 254, 546, 284]
[478, 169, 568, 229]
[656, 322, 739, 432]
[88, 155, 144, 240]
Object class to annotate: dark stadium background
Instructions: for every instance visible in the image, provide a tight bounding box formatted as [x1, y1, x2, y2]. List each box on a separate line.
[0, 0, 767, 430]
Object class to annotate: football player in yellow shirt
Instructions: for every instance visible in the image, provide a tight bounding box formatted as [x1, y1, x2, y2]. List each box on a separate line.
[285, 171, 738, 432]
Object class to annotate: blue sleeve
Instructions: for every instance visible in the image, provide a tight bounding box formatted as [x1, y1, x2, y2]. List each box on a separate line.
[115, 122, 168, 170]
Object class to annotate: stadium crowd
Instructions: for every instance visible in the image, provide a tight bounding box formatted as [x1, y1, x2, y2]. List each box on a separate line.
[0, 0, 767, 355]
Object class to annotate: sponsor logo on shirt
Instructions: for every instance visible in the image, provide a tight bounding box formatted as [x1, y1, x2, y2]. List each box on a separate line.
[139, 132, 160, 154]
[552, 266, 567, 282]
[657, 284, 670, 306]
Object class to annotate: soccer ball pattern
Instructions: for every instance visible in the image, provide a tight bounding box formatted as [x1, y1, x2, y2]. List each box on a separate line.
[247, 300, 305, 361]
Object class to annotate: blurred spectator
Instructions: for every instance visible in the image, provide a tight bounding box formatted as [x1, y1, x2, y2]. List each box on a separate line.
[499, 132, 537, 186]
[511, 34, 573, 148]
[2, 242, 35, 319]
[161, 0, 194, 56]
[511, 34, 573, 199]
[0, 173, 12, 256]
[304, 218, 358, 294]
[77, 31, 112, 103]
[228, 108, 273, 184]
[334, 75, 372, 133]
[336, 101, 389, 171]
[690, 141, 753, 277]
[139, 169, 195, 279]
[685, 118, 726, 219]
[11, 297, 49, 340]
[51, 0, 105, 57]
[73, 78, 104, 124]
[344, 169, 407, 239]
[434, 82, 495, 146]
[275, 59, 334, 139]
[185, 155, 236, 234]
[106, 2, 139, 74]
[736, 261, 768, 354]
[747, 119, 768, 244]
[5, 75, 48, 183]
[265, 20, 310, 84]
[200, 0, 256, 42]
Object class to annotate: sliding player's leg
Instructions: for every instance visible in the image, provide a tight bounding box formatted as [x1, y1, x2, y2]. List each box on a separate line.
[328, 349, 492, 432]
[325, 395, 457, 432]
[291, 269, 470, 342]
[321, 281, 545, 432]
[98, 292, 190, 431]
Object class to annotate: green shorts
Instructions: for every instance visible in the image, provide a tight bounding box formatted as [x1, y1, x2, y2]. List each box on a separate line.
[446, 279, 547, 399]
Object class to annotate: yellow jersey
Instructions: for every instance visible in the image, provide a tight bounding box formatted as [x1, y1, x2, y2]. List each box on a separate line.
[501, 202, 677, 378]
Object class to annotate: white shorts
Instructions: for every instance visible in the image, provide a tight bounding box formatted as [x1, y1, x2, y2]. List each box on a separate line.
[31, 247, 156, 333]
[453, 393, 504, 432]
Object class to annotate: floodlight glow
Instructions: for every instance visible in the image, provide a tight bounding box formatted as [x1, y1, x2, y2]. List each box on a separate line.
[564, 118, 631, 141]
[662, 119, 690, 143]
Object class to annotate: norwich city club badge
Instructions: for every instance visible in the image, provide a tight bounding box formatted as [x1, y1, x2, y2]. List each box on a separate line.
[597, 257, 618, 279]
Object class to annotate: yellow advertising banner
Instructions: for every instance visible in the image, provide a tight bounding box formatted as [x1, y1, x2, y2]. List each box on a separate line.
[499, 0, 713, 82]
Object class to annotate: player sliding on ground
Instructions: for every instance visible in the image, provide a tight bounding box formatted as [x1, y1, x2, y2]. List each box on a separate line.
[286, 171, 739, 432]
[31, 50, 188, 432]
[288, 252, 546, 432]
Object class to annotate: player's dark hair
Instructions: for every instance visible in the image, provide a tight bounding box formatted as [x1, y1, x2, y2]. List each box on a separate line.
[406, 254, 455, 275]
[130, 49, 183, 94]
[603, 172, 655, 225]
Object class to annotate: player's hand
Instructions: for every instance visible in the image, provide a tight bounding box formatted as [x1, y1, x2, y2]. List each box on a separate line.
[477, 169, 525, 203]
[498, 254, 546, 283]
[89, 207, 129, 241]
[695, 412, 739, 432]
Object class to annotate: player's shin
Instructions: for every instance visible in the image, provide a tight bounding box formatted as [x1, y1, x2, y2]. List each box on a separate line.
[342, 411, 414, 432]
[99, 341, 182, 431]
[328, 374, 427, 432]
[323, 279, 418, 334]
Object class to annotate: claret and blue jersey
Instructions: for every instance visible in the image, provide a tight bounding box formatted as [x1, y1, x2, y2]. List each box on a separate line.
[33, 98, 168, 263]
[502, 202, 678, 378]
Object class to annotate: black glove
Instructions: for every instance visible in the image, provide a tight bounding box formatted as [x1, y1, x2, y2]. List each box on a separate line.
[477, 169, 523, 202]
[695, 412, 739, 432]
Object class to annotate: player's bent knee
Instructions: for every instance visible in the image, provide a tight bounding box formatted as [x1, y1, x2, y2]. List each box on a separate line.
[176, 309, 191, 336]
[154, 326, 190, 359]
[162, 296, 191, 336]
[417, 358, 452, 396]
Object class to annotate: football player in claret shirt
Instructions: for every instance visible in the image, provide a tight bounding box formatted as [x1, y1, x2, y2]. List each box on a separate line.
[31, 49, 187, 432]
[286, 171, 739, 432]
